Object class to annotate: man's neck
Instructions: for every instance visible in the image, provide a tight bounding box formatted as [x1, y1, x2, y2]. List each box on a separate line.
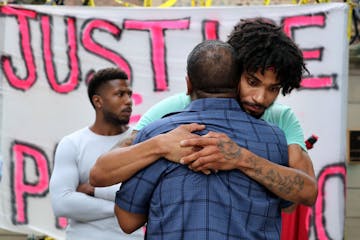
[90, 122, 129, 136]
[190, 90, 236, 100]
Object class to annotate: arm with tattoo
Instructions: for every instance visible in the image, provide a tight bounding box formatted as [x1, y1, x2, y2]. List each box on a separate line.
[180, 131, 317, 206]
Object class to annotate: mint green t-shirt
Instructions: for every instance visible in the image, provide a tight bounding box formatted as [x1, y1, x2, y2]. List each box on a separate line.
[135, 92, 306, 151]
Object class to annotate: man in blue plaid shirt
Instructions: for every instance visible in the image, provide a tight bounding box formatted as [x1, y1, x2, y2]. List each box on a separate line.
[114, 40, 290, 240]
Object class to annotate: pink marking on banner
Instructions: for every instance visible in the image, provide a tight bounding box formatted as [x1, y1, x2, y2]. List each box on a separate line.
[202, 20, 219, 40]
[282, 14, 325, 61]
[57, 217, 68, 229]
[132, 93, 143, 105]
[302, 48, 322, 60]
[124, 18, 190, 91]
[129, 93, 143, 124]
[130, 115, 141, 124]
[300, 76, 334, 88]
[81, 19, 132, 82]
[11, 142, 50, 224]
[0, 7, 37, 91]
[41, 15, 80, 93]
[314, 163, 346, 240]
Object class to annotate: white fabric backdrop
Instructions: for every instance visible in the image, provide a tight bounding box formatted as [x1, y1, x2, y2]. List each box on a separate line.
[0, 3, 348, 239]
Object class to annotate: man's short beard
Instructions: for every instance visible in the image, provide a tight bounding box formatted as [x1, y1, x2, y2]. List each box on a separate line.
[239, 102, 265, 119]
[104, 112, 130, 126]
[251, 112, 263, 119]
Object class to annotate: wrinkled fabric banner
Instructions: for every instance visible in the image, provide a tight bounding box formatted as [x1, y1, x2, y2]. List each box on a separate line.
[0, 3, 348, 239]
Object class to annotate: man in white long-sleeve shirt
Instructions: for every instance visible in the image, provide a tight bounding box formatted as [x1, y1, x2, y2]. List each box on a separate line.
[49, 67, 143, 240]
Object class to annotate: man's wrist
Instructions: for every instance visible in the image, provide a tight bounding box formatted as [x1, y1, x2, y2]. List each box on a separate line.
[90, 187, 95, 197]
[235, 148, 253, 171]
[152, 134, 169, 158]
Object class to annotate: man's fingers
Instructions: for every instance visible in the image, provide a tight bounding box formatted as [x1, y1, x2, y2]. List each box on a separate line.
[180, 137, 218, 147]
[201, 169, 212, 175]
[181, 123, 206, 133]
[179, 152, 199, 165]
[191, 161, 219, 173]
[202, 131, 222, 138]
[180, 150, 206, 164]
[189, 155, 219, 169]
[180, 145, 217, 164]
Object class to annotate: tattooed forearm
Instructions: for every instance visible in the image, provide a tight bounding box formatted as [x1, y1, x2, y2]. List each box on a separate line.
[112, 131, 137, 149]
[242, 155, 305, 196]
[218, 138, 242, 160]
[215, 137, 307, 198]
[244, 156, 263, 176]
[265, 169, 305, 195]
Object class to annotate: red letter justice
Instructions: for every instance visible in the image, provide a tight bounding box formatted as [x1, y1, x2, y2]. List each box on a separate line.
[11, 142, 50, 224]
[282, 14, 337, 89]
[81, 19, 132, 82]
[40, 15, 81, 93]
[124, 18, 190, 91]
[0, 7, 37, 91]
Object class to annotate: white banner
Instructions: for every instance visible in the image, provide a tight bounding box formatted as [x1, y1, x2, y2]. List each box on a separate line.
[0, 3, 348, 239]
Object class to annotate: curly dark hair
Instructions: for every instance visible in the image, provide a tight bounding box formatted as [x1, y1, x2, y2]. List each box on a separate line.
[227, 18, 309, 95]
[87, 67, 128, 108]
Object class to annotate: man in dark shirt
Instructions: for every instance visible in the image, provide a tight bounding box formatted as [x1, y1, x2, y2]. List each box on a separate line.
[114, 40, 290, 240]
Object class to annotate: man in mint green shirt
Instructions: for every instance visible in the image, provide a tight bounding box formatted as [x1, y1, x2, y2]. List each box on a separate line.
[135, 92, 307, 151]
[90, 18, 317, 210]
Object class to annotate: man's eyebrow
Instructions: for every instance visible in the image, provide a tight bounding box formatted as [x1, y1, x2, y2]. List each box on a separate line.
[247, 73, 260, 81]
[272, 83, 282, 87]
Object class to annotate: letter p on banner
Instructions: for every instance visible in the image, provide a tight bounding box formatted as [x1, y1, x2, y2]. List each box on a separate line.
[11, 141, 50, 225]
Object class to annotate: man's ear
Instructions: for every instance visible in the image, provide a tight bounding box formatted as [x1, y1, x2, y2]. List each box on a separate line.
[186, 75, 192, 96]
[92, 95, 102, 109]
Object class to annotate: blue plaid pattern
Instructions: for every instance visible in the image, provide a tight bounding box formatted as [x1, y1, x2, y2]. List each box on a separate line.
[116, 98, 289, 240]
